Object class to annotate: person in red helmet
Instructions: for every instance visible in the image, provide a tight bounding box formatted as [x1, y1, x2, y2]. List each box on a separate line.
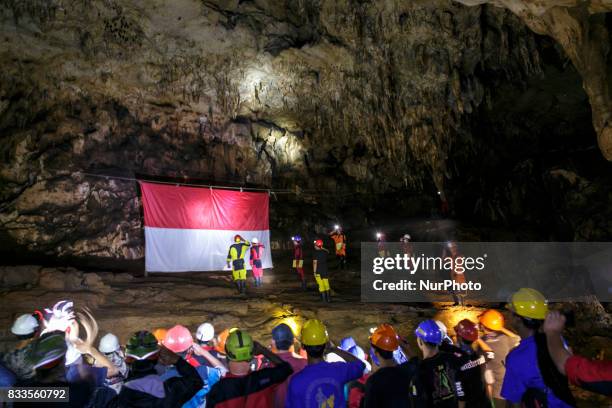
[163, 325, 201, 368]
[249, 238, 265, 287]
[313, 239, 331, 302]
[453, 319, 490, 407]
[292, 236, 306, 290]
[227, 235, 251, 294]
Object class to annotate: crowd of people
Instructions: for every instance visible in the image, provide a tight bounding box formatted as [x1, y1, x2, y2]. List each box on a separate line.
[1, 288, 610, 407]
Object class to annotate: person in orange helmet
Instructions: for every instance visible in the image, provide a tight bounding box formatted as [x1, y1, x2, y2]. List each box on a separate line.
[362, 324, 416, 407]
[329, 225, 347, 270]
[152, 328, 168, 344]
[479, 309, 519, 404]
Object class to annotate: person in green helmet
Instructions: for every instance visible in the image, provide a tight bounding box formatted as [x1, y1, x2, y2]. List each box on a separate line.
[206, 329, 293, 408]
[111, 330, 203, 407]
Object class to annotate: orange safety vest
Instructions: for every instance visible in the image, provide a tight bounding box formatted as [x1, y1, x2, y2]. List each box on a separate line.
[331, 233, 346, 256]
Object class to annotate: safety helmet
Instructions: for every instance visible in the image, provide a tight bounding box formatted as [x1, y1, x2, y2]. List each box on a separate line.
[126, 331, 159, 360]
[435, 320, 453, 344]
[415, 319, 443, 345]
[196, 323, 215, 343]
[507, 288, 548, 320]
[216, 328, 236, 354]
[272, 323, 294, 344]
[163, 325, 194, 353]
[99, 333, 121, 353]
[152, 328, 167, 343]
[251, 238, 259, 244]
[454, 319, 478, 342]
[403, 234, 411, 241]
[349, 345, 366, 361]
[11, 314, 39, 336]
[370, 323, 399, 352]
[234, 235, 243, 242]
[26, 332, 67, 370]
[339, 336, 357, 351]
[479, 309, 505, 331]
[314, 239, 323, 248]
[301, 319, 329, 346]
[292, 235, 302, 242]
[225, 330, 253, 362]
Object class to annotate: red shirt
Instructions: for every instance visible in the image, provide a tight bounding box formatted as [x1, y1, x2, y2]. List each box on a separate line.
[565, 355, 612, 396]
[293, 244, 303, 260]
[207, 361, 293, 408]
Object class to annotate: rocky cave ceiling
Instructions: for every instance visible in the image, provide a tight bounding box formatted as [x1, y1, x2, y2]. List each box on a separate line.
[1, 0, 611, 263]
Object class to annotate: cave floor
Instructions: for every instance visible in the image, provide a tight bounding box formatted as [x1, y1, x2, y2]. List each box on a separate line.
[0, 261, 610, 406]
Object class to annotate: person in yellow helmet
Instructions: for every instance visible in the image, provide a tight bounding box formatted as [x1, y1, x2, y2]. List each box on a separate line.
[286, 319, 365, 408]
[478, 309, 519, 404]
[501, 288, 576, 408]
[227, 235, 250, 294]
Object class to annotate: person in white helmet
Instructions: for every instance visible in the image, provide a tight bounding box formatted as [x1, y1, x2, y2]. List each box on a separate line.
[249, 237, 266, 287]
[98, 333, 128, 394]
[11, 314, 41, 348]
[194, 323, 226, 368]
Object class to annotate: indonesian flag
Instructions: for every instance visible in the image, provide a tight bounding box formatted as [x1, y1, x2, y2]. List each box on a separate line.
[140, 182, 273, 272]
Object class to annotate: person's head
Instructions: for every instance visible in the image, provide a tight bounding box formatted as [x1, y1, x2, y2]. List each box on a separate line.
[300, 319, 328, 360]
[196, 323, 215, 346]
[369, 324, 399, 364]
[272, 323, 294, 352]
[339, 336, 357, 351]
[415, 320, 442, 355]
[99, 333, 124, 366]
[234, 234, 243, 243]
[215, 328, 233, 355]
[163, 325, 193, 354]
[152, 328, 168, 344]
[251, 237, 259, 244]
[447, 241, 458, 256]
[376, 232, 383, 241]
[402, 234, 411, 242]
[292, 235, 302, 245]
[314, 239, 323, 249]
[225, 329, 253, 374]
[454, 319, 478, 346]
[126, 331, 159, 377]
[479, 309, 505, 334]
[507, 288, 548, 335]
[435, 320, 453, 345]
[12, 314, 40, 341]
[26, 331, 67, 383]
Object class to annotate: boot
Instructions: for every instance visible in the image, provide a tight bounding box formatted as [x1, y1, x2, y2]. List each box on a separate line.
[235, 281, 241, 294]
[320, 291, 325, 302]
[301, 279, 307, 291]
[325, 290, 331, 303]
[259, 277, 263, 286]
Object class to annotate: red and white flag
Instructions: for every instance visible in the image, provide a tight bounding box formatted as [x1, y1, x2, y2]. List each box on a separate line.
[140, 182, 272, 272]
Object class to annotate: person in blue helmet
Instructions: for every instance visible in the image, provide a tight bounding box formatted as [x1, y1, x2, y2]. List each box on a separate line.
[413, 319, 466, 408]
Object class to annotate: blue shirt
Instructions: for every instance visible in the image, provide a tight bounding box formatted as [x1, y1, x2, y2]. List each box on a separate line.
[286, 361, 364, 408]
[501, 335, 573, 407]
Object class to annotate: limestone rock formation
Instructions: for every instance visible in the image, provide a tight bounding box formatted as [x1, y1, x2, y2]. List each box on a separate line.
[455, 0, 612, 160]
[0, 0, 610, 261]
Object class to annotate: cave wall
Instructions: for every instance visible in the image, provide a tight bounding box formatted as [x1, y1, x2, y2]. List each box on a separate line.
[0, 0, 608, 263]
